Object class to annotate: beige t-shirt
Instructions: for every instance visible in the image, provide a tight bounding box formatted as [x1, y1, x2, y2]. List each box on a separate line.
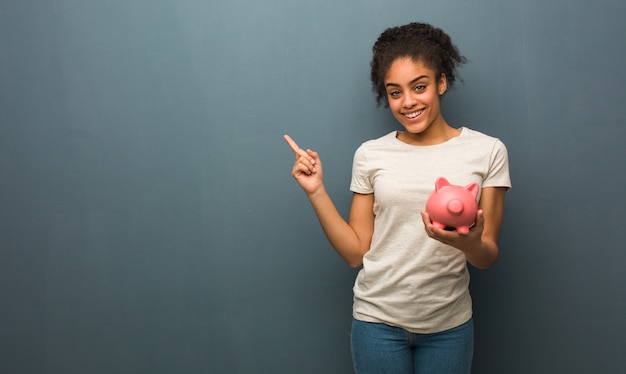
[350, 127, 511, 333]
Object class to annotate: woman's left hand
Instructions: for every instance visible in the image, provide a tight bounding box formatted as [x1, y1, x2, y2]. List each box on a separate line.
[422, 186, 507, 269]
[420, 210, 485, 252]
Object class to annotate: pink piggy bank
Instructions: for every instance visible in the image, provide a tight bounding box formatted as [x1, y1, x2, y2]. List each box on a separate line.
[425, 177, 480, 234]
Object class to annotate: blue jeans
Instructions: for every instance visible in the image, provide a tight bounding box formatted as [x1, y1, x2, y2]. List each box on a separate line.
[350, 318, 474, 374]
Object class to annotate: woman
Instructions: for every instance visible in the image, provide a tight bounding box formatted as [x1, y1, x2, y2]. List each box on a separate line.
[284, 22, 511, 374]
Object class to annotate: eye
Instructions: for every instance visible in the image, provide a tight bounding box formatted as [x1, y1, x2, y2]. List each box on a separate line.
[414, 85, 426, 92]
[388, 90, 401, 98]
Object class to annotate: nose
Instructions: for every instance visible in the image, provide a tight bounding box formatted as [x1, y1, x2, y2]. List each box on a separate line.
[402, 92, 417, 108]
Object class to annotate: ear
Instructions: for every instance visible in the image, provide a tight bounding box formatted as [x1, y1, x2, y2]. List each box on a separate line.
[435, 177, 450, 191]
[438, 73, 447, 95]
[465, 182, 480, 198]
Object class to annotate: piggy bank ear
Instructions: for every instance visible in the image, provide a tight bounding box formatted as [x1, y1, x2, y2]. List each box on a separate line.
[465, 182, 480, 198]
[435, 177, 450, 191]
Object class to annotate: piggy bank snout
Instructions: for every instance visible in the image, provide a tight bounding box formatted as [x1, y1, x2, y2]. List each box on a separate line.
[447, 199, 464, 216]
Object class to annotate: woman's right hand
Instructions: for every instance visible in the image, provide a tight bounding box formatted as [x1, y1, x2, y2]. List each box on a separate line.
[283, 134, 324, 195]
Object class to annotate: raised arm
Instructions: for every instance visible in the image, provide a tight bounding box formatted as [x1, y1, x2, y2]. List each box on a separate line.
[284, 135, 374, 267]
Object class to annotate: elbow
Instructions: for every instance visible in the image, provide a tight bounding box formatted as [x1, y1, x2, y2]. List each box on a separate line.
[465, 240, 499, 269]
[335, 244, 367, 268]
[343, 252, 365, 268]
[471, 260, 496, 270]
[469, 251, 499, 270]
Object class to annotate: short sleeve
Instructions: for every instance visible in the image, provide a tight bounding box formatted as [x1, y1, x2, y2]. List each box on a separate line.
[483, 139, 512, 189]
[350, 144, 374, 194]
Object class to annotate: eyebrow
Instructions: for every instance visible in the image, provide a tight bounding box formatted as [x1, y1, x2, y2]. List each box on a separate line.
[385, 75, 429, 88]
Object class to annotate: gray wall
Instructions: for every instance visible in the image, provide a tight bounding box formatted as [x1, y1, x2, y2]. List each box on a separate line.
[1, 0, 624, 373]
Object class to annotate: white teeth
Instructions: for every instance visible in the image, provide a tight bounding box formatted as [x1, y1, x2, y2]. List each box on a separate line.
[405, 109, 424, 119]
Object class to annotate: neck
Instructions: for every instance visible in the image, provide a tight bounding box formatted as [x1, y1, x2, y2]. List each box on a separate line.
[397, 119, 460, 146]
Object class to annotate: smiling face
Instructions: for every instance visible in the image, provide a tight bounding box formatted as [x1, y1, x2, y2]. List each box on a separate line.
[384, 58, 450, 144]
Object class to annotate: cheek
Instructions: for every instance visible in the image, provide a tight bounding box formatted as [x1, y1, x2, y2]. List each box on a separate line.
[427, 92, 441, 107]
[390, 102, 405, 114]
[386, 98, 399, 110]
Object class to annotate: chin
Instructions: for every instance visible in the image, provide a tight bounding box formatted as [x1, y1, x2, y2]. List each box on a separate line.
[402, 123, 430, 134]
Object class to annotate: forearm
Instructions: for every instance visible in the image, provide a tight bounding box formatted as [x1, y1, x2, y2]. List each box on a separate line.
[462, 238, 499, 269]
[306, 187, 369, 267]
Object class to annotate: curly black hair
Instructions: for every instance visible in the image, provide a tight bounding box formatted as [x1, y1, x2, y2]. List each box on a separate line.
[370, 22, 467, 107]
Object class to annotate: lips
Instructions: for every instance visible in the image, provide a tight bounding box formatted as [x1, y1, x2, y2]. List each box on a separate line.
[403, 109, 424, 119]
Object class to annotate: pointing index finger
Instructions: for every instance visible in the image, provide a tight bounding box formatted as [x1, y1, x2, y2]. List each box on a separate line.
[283, 134, 305, 156]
